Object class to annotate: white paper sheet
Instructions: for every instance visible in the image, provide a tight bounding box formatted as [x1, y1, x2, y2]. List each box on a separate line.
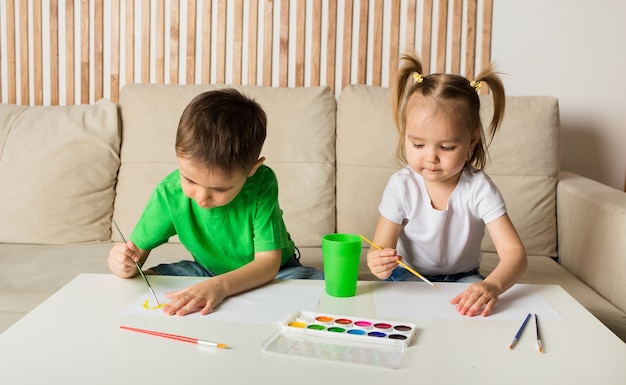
[125, 281, 324, 324]
[373, 282, 564, 321]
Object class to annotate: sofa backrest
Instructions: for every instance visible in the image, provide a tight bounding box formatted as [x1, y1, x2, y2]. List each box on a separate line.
[0, 101, 120, 244]
[336, 85, 561, 257]
[113, 84, 336, 247]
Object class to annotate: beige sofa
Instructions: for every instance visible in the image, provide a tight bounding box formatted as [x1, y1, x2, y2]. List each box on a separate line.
[1, 84, 624, 342]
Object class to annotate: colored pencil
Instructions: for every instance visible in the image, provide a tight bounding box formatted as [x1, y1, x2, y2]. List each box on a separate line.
[120, 325, 228, 349]
[359, 234, 438, 289]
[112, 219, 161, 306]
[509, 313, 531, 350]
[535, 313, 543, 353]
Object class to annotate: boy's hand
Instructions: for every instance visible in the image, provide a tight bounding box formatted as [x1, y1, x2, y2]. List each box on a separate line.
[450, 282, 499, 317]
[108, 241, 142, 278]
[366, 247, 401, 280]
[163, 280, 227, 316]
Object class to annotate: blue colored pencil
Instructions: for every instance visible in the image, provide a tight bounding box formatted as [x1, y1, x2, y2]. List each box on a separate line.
[509, 313, 531, 350]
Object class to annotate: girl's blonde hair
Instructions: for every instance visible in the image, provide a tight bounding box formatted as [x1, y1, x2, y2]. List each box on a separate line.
[392, 54, 505, 170]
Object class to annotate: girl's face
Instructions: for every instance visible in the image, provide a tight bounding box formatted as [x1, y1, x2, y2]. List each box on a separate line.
[177, 156, 255, 209]
[404, 98, 478, 186]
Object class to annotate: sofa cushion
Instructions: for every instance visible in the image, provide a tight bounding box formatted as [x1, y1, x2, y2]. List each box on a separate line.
[0, 100, 120, 243]
[114, 84, 336, 247]
[336, 85, 560, 257]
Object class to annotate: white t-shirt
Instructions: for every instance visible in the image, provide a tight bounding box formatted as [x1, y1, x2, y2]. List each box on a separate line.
[378, 166, 506, 276]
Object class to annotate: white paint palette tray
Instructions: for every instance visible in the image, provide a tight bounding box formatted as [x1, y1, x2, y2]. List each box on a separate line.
[261, 311, 417, 369]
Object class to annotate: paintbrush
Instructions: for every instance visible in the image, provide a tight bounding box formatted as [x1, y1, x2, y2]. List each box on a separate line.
[112, 219, 161, 306]
[359, 234, 438, 289]
[120, 325, 228, 349]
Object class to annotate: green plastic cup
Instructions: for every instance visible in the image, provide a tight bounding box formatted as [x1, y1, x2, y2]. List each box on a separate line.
[322, 233, 362, 297]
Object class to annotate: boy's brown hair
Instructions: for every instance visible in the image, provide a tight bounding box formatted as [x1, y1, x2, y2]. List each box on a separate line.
[176, 88, 267, 175]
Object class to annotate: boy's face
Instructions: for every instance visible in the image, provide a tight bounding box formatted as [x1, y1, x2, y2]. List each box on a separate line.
[177, 156, 262, 209]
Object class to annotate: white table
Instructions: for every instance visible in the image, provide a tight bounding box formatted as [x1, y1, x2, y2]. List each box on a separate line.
[0, 274, 624, 384]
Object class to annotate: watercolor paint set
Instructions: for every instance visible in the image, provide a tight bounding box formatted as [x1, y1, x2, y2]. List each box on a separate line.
[279, 311, 417, 347]
[262, 311, 417, 369]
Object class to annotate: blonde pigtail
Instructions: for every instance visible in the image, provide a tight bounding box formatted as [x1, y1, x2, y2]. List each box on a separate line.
[392, 54, 426, 164]
[473, 65, 506, 146]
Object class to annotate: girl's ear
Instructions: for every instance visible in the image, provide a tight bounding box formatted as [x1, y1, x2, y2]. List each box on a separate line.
[247, 157, 266, 177]
[470, 128, 481, 148]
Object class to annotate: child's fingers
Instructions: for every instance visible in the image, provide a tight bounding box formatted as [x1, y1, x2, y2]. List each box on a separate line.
[451, 283, 498, 317]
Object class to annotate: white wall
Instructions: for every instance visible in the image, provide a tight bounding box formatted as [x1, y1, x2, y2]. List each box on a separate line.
[491, 0, 626, 190]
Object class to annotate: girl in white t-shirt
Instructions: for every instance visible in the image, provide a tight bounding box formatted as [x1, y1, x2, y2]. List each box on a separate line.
[366, 54, 527, 317]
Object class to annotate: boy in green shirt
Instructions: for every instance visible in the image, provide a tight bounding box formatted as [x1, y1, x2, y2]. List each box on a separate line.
[108, 89, 323, 316]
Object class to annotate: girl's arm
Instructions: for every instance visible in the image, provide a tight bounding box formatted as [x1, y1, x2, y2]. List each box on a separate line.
[366, 215, 403, 279]
[451, 213, 527, 316]
[482, 213, 527, 294]
[163, 250, 282, 316]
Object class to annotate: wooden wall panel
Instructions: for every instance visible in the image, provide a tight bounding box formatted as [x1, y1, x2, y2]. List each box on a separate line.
[1, 0, 493, 105]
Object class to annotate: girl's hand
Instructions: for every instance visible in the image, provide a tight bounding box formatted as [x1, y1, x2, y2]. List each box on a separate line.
[366, 247, 401, 280]
[108, 241, 142, 278]
[450, 282, 499, 317]
[163, 280, 227, 316]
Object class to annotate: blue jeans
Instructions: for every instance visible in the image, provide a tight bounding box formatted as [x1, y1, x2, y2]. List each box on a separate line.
[384, 266, 485, 283]
[149, 250, 324, 280]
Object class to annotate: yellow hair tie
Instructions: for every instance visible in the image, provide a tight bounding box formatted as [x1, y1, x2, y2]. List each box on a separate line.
[412, 72, 424, 85]
[470, 80, 482, 92]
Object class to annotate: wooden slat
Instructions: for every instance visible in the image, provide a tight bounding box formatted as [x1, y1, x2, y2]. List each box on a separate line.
[110, 0, 120, 102]
[188, 0, 198, 83]
[19, 0, 29, 104]
[6, 0, 17, 104]
[481, 0, 494, 69]
[65, 0, 75, 104]
[341, 0, 353, 90]
[450, 0, 463, 74]
[480, 0, 493, 94]
[80, 0, 90, 104]
[201, 1, 212, 83]
[169, 0, 180, 84]
[155, 0, 165, 84]
[262, 0, 273, 86]
[0, 3, 3, 103]
[216, 0, 226, 83]
[372, 0, 383, 86]
[388, 0, 400, 86]
[295, 0, 306, 87]
[405, 0, 417, 52]
[232, 0, 243, 84]
[125, 0, 134, 85]
[33, 1, 43, 105]
[50, 0, 59, 106]
[310, 0, 322, 86]
[95, 1, 104, 100]
[325, 0, 337, 92]
[247, 0, 259, 85]
[465, 0, 477, 79]
[435, 0, 448, 73]
[356, 0, 368, 85]
[278, 0, 289, 87]
[421, 0, 433, 74]
[141, 0, 150, 83]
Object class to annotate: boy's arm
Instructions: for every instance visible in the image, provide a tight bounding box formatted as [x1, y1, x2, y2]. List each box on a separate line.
[163, 250, 282, 316]
[213, 249, 282, 296]
[108, 241, 151, 278]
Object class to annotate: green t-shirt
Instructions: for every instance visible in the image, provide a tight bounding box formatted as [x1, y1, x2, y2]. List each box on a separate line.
[131, 164, 295, 275]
